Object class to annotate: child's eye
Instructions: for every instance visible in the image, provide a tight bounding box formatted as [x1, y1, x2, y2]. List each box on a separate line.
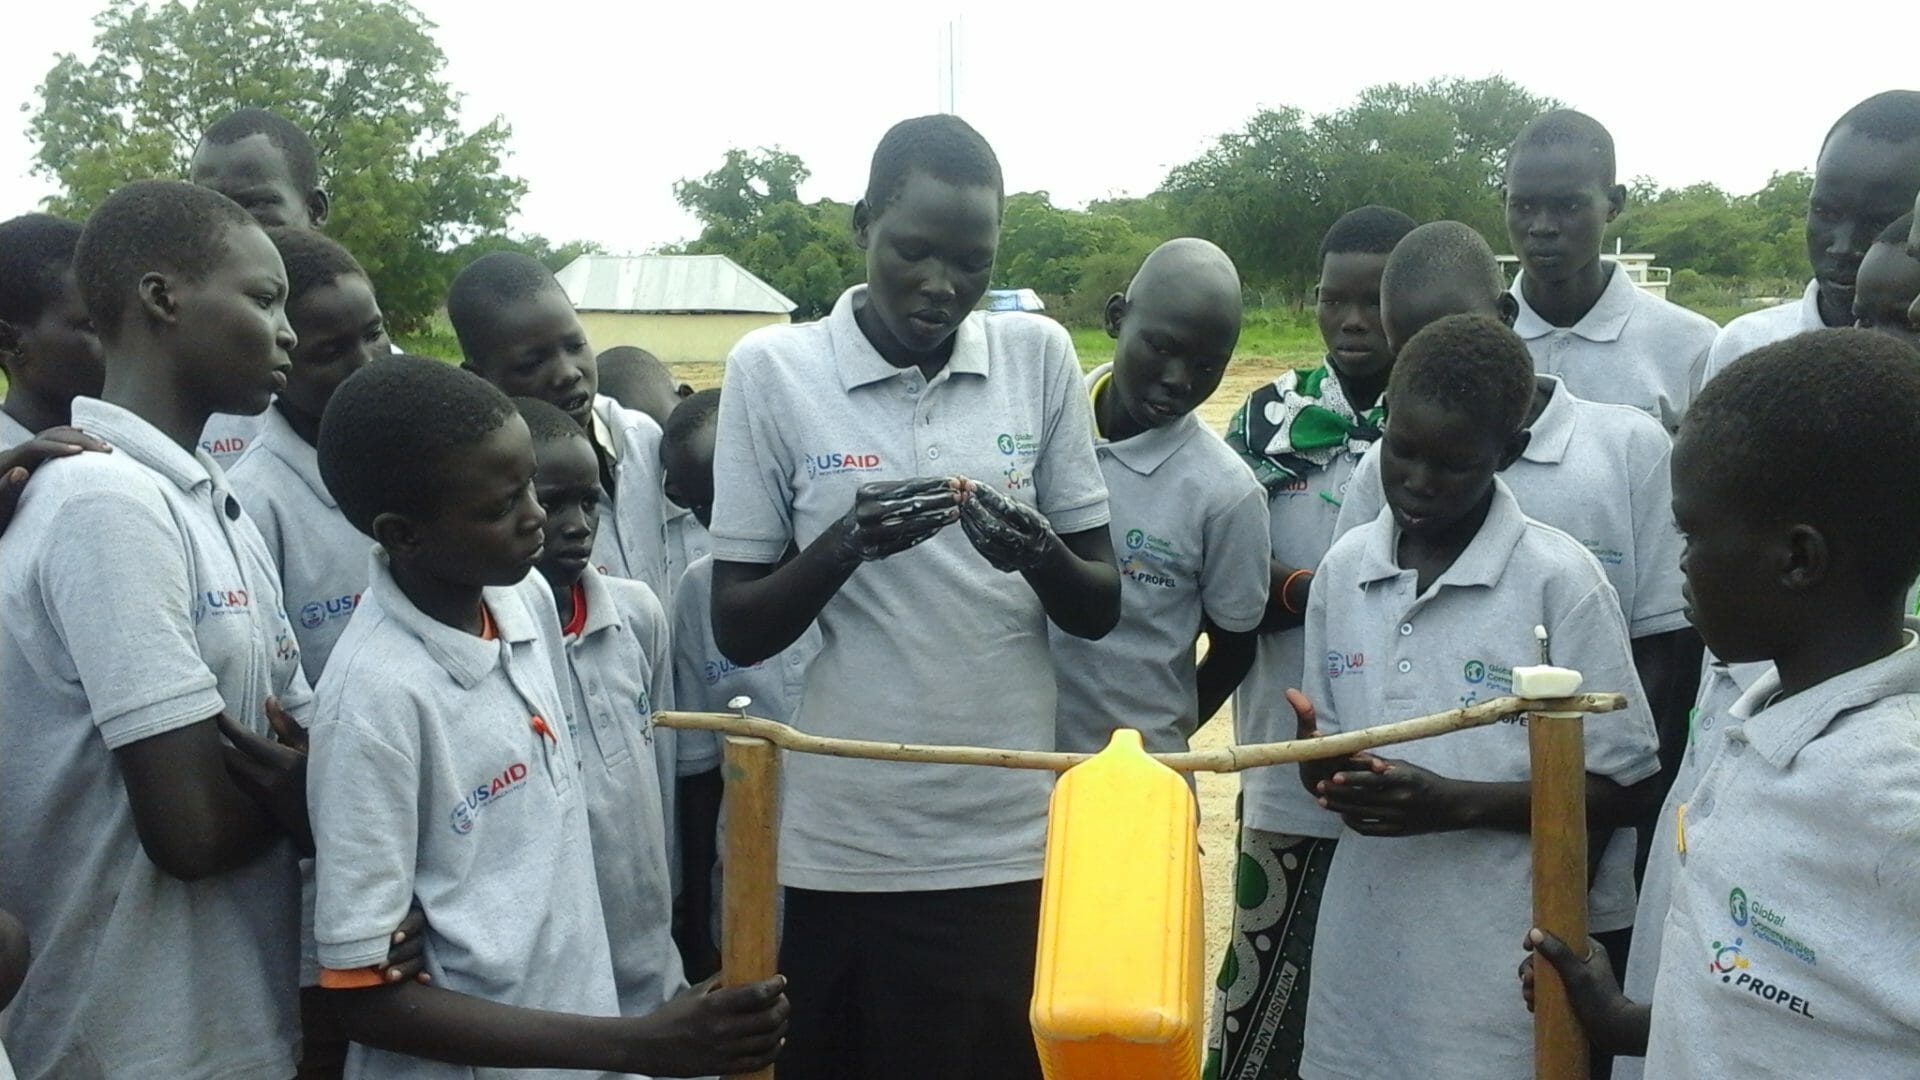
[896, 242, 932, 262]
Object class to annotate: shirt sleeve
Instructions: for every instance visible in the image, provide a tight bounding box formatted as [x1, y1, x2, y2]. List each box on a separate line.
[1547, 582, 1662, 786]
[1200, 478, 1272, 633]
[670, 577, 710, 715]
[1627, 433, 1689, 638]
[40, 489, 227, 749]
[1330, 447, 1385, 545]
[708, 350, 795, 564]
[309, 709, 420, 970]
[1031, 325, 1110, 535]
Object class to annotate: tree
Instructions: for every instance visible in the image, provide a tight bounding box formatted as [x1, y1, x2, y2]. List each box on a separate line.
[994, 192, 1145, 297]
[28, 0, 526, 333]
[673, 148, 862, 319]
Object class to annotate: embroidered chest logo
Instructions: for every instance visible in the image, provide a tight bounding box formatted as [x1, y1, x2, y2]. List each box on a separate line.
[1707, 886, 1818, 1018]
[299, 593, 362, 630]
[194, 588, 252, 622]
[1326, 651, 1366, 679]
[1119, 528, 1187, 589]
[1462, 658, 1519, 713]
[449, 761, 529, 835]
[804, 452, 884, 478]
[1729, 886, 1818, 965]
[997, 432, 1039, 456]
[704, 654, 765, 685]
[202, 437, 247, 456]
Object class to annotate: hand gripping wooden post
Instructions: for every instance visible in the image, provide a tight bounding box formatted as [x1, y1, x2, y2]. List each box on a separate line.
[657, 687, 1625, 1080]
[1516, 629, 1591, 1080]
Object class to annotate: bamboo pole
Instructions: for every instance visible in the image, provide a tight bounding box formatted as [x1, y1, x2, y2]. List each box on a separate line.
[1529, 706, 1590, 1080]
[653, 693, 1625, 773]
[720, 735, 780, 1080]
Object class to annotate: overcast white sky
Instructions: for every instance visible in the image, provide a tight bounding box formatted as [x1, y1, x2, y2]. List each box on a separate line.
[4, 1, 1914, 254]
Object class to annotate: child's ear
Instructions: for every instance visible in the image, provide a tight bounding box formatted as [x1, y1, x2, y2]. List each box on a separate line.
[1606, 183, 1627, 221]
[1103, 294, 1127, 341]
[1781, 523, 1830, 591]
[0, 318, 19, 361]
[138, 272, 178, 327]
[307, 187, 331, 229]
[851, 200, 873, 250]
[371, 511, 423, 559]
[1496, 293, 1521, 328]
[1495, 429, 1531, 472]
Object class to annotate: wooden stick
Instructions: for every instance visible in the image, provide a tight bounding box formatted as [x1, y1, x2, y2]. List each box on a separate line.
[1529, 709, 1590, 1080]
[720, 735, 780, 1080]
[655, 693, 1625, 774]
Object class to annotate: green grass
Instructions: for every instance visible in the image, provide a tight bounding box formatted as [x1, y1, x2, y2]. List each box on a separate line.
[1071, 306, 1326, 371]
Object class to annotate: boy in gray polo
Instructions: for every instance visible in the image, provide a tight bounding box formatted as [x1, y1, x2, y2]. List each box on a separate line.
[708, 115, 1117, 1080]
[1503, 111, 1717, 432]
[0, 181, 316, 1079]
[1294, 315, 1659, 1080]
[307, 357, 786, 1079]
[0, 214, 100, 450]
[1052, 238, 1268, 756]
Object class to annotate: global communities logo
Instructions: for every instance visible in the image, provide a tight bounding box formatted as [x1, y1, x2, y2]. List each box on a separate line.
[1708, 886, 1818, 1018]
[997, 433, 1016, 455]
[1126, 528, 1145, 550]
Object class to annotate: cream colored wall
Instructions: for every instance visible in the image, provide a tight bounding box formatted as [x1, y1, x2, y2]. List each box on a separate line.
[576, 312, 788, 364]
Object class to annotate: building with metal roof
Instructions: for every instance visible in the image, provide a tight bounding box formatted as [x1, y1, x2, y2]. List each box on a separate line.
[554, 254, 797, 365]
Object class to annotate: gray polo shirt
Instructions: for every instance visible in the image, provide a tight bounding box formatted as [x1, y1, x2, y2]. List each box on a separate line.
[560, 567, 689, 1016]
[0, 410, 31, 450]
[1334, 376, 1687, 639]
[709, 287, 1110, 891]
[663, 501, 712, 591]
[1236, 434, 1369, 839]
[310, 554, 626, 1080]
[199, 410, 263, 471]
[590, 396, 676, 610]
[1511, 267, 1719, 431]
[672, 554, 816, 724]
[230, 405, 372, 681]
[1297, 480, 1660, 1080]
[1612, 653, 1761, 1080]
[0, 397, 311, 1080]
[1644, 623, 1920, 1078]
[1052, 365, 1269, 755]
[1699, 279, 1824, 388]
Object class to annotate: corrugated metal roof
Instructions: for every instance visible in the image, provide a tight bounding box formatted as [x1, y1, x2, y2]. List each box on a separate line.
[554, 254, 796, 315]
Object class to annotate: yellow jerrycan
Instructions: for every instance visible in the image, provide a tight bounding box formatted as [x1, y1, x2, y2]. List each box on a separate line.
[1031, 727, 1203, 1079]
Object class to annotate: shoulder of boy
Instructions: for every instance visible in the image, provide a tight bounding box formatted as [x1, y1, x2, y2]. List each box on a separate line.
[601, 573, 670, 637]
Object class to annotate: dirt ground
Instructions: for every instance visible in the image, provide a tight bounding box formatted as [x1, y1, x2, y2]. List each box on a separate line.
[673, 358, 1293, 1018]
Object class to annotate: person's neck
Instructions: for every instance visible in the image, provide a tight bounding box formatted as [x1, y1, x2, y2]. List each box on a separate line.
[1523, 259, 1614, 328]
[1770, 594, 1909, 701]
[545, 570, 581, 629]
[853, 291, 952, 380]
[1092, 374, 1145, 442]
[275, 397, 321, 448]
[1326, 355, 1387, 414]
[388, 557, 488, 636]
[0, 389, 68, 436]
[1815, 287, 1854, 329]
[99, 350, 209, 453]
[1526, 375, 1555, 427]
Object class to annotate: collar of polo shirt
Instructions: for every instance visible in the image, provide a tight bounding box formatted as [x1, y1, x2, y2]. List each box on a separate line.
[827, 286, 989, 391]
[1729, 620, 1920, 770]
[1351, 476, 1530, 590]
[365, 548, 539, 689]
[69, 397, 214, 493]
[570, 565, 630, 640]
[1083, 362, 1204, 475]
[1511, 264, 1639, 344]
[255, 404, 337, 509]
[1519, 375, 1579, 465]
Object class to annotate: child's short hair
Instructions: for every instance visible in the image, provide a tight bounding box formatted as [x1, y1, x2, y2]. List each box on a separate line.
[663, 387, 722, 451]
[75, 180, 257, 340]
[864, 114, 1004, 213]
[1318, 205, 1418, 262]
[266, 226, 365, 306]
[1388, 314, 1535, 438]
[513, 396, 588, 445]
[1879, 212, 1917, 244]
[1509, 109, 1617, 187]
[1824, 90, 1920, 148]
[1683, 328, 1920, 593]
[0, 213, 84, 335]
[445, 252, 563, 361]
[1381, 221, 1505, 306]
[318, 354, 517, 535]
[596, 345, 671, 391]
[200, 108, 321, 193]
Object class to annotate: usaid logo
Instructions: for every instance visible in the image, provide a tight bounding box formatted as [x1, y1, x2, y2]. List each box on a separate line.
[450, 761, 529, 834]
[1326, 651, 1366, 679]
[299, 593, 361, 630]
[805, 451, 883, 478]
[193, 588, 251, 622]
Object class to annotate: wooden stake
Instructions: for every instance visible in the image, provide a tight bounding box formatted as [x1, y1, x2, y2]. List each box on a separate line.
[720, 735, 780, 1080]
[654, 693, 1626, 774]
[1529, 709, 1590, 1080]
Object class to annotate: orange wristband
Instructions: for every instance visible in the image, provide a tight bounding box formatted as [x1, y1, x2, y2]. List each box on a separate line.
[318, 966, 387, 990]
[1281, 569, 1314, 616]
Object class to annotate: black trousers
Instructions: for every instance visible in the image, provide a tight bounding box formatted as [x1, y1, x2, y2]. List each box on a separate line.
[775, 880, 1044, 1080]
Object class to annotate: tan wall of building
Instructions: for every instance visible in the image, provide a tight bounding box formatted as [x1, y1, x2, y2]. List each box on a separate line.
[576, 312, 789, 365]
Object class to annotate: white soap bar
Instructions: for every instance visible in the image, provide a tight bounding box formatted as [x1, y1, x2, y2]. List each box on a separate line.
[1512, 665, 1583, 699]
